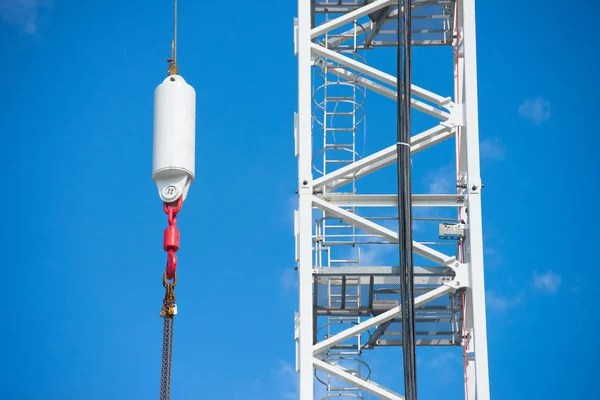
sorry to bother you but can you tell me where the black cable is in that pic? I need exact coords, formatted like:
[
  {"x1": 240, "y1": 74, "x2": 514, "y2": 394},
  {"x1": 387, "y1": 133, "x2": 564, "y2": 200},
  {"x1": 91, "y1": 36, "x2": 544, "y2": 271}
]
[{"x1": 396, "y1": 1, "x2": 418, "y2": 399}]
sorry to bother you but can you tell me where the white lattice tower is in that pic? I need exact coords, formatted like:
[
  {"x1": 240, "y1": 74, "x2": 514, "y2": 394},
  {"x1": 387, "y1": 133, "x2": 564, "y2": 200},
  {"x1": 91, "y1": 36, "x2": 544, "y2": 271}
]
[{"x1": 293, "y1": 1, "x2": 490, "y2": 399}]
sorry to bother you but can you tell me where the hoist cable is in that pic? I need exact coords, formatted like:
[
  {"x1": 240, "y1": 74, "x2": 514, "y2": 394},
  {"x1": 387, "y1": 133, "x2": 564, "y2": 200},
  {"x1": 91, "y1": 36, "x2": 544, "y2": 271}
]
[
  {"x1": 167, "y1": 0, "x2": 179, "y2": 76},
  {"x1": 172, "y1": 0, "x2": 177, "y2": 63},
  {"x1": 396, "y1": 0, "x2": 418, "y2": 399}
]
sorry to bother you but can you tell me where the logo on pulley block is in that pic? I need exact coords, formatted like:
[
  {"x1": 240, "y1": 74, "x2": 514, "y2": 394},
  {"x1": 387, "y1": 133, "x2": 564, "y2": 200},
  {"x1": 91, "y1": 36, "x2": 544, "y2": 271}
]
[{"x1": 162, "y1": 185, "x2": 179, "y2": 201}]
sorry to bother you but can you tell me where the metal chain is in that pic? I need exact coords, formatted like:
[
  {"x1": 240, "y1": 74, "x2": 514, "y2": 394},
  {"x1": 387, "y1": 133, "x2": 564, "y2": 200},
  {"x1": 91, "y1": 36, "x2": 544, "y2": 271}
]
[
  {"x1": 160, "y1": 196, "x2": 181, "y2": 400},
  {"x1": 160, "y1": 273, "x2": 177, "y2": 400},
  {"x1": 163, "y1": 198, "x2": 182, "y2": 280}
]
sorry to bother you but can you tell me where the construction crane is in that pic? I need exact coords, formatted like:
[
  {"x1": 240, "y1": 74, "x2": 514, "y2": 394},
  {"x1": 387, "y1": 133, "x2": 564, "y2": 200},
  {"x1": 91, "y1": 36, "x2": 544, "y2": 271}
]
[
  {"x1": 293, "y1": 1, "x2": 490, "y2": 399},
  {"x1": 151, "y1": 1, "x2": 196, "y2": 398}
]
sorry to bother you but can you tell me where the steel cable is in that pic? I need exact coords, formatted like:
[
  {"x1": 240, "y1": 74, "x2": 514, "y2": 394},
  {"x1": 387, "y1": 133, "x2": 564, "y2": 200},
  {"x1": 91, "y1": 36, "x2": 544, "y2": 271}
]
[{"x1": 396, "y1": 0, "x2": 418, "y2": 399}]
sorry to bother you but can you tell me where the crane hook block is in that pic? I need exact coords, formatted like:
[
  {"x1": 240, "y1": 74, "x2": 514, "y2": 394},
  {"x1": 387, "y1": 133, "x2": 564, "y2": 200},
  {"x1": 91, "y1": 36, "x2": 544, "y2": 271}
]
[{"x1": 153, "y1": 74, "x2": 196, "y2": 203}]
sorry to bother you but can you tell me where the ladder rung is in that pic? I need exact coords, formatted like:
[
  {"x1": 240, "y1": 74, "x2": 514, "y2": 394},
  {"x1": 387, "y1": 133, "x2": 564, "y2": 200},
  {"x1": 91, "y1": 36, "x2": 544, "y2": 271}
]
[
  {"x1": 326, "y1": 96, "x2": 354, "y2": 101},
  {"x1": 324, "y1": 112, "x2": 355, "y2": 116},
  {"x1": 328, "y1": 349, "x2": 361, "y2": 353},
  {"x1": 327, "y1": 33, "x2": 356, "y2": 37},
  {"x1": 327, "y1": 283, "x2": 360, "y2": 288},
  {"x1": 324, "y1": 127, "x2": 355, "y2": 131}
]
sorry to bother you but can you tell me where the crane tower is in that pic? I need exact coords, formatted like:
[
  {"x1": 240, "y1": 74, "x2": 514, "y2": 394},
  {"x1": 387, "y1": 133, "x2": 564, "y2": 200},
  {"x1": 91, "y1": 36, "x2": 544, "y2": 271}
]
[{"x1": 293, "y1": 1, "x2": 490, "y2": 399}]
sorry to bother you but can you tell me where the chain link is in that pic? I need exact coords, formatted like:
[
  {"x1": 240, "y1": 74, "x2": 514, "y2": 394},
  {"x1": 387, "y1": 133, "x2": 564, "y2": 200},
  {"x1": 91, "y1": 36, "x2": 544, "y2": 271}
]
[
  {"x1": 160, "y1": 273, "x2": 177, "y2": 400},
  {"x1": 160, "y1": 197, "x2": 182, "y2": 399},
  {"x1": 163, "y1": 198, "x2": 182, "y2": 280}
]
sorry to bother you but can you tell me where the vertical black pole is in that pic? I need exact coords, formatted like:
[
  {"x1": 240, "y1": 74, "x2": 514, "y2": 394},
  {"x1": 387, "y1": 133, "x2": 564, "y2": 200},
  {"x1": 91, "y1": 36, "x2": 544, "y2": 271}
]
[{"x1": 396, "y1": 0, "x2": 418, "y2": 399}]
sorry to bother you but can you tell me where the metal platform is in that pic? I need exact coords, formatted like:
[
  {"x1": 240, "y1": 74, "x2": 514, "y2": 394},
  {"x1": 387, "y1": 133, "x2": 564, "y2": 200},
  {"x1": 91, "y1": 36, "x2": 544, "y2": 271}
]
[
  {"x1": 314, "y1": 266, "x2": 463, "y2": 347},
  {"x1": 312, "y1": 0, "x2": 456, "y2": 47}
]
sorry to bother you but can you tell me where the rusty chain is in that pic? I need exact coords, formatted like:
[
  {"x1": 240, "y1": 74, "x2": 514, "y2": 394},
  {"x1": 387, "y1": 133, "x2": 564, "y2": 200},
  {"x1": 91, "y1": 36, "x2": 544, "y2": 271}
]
[{"x1": 160, "y1": 272, "x2": 177, "y2": 400}]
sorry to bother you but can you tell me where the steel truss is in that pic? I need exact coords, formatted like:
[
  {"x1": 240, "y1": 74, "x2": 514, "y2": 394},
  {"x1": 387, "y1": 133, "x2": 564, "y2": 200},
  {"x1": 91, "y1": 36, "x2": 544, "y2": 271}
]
[{"x1": 294, "y1": 0, "x2": 490, "y2": 399}]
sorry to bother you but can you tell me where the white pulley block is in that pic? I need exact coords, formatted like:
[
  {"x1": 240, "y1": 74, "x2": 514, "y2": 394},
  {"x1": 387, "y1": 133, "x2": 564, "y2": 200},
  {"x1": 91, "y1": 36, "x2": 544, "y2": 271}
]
[{"x1": 153, "y1": 74, "x2": 196, "y2": 202}]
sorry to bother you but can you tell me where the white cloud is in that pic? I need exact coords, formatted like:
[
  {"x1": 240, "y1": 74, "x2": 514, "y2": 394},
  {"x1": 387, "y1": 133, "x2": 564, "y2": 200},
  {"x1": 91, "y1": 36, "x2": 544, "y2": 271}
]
[
  {"x1": 518, "y1": 96, "x2": 551, "y2": 125},
  {"x1": 486, "y1": 290, "x2": 522, "y2": 311},
  {"x1": 533, "y1": 270, "x2": 561, "y2": 294},
  {"x1": 333, "y1": 238, "x2": 396, "y2": 267},
  {"x1": 358, "y1": 245, "x2": 395, "y2": 266},
  {"x1": 428, "y1": 174, "x2": 453, "y2": 194},
  {"x1": 426, "y1": 164, "x2": 456, "y2": 194},
  {"x1": 0, "y1": 0, "x2": 51, "y2": 34},
  {"x1": 480, "y1": 137, "x2": 507, "y2": 161}
]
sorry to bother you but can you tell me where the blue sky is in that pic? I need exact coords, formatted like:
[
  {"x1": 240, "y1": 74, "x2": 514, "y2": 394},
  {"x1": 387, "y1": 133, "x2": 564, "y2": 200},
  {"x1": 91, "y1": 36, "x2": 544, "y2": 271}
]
[{"x1": 1, "y1": 1, "x2": 598, "y2": 399}]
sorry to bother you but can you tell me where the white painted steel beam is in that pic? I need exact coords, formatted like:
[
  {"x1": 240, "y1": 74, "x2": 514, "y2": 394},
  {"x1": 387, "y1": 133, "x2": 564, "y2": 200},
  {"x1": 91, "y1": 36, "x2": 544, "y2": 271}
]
[
  {"x1": 313, "y1": 124, "x2": 454, "y2": 190},
  {"x1": 296, "y1": 1, "x2": 313, "y2": 398},
  {"x1": 462, "y1": 0, "x2": 491, "y2": 398},
  {"x1": 325, "y1": 22, "x2": 373, "y2": 47},
  {"x1": 411, "y1": 124, "x2": 455, "y2": 152},
  {"x1": 327, "y1": 67, "x2": 451, "y2": 120},
  {"x1": 314, "y1": 358, "x2": 405, "y2": 400},
  {"x1": 312, "y1": 196, "x2": 456, "y2": 266},
  {"x1": 326, "y1": 124, "x2": 454, "y2": 188},
  {"x1": 313, "y1": 196, "x2": 397, "y2": 239},
  {"x1": 312, "y1": 144, "x2": 396, "y2": 190},
  {"x1": 363, "y1": 6, "x2": 393, "y2": 47},
  {"x1": 313, "y1": 284, "x2": 453, "y2": 355},
  {"x1": 310, "y1": 0, "x2": 395, "y2": 39},
  {"x1": 313, "y1": 275, "x2": 447, "y2": 286},
  {"x1": 319, "y1": 194, "x2": 465, "y2": 207},
  {"x1": 311, "y1": 43, "x2": 450, "y2": 105},
  {"x1": 315, "y1": 266, "x2": 451, "y2": 276},
  {"x1": 413, "y1": 241, "x2": 456, "y2": 266},
  {"x1": 314, "y1": 266, "x2": 453, "y2": 286}
]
